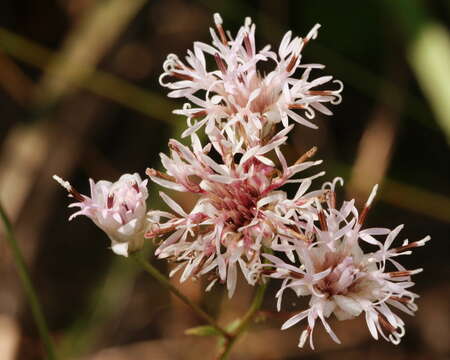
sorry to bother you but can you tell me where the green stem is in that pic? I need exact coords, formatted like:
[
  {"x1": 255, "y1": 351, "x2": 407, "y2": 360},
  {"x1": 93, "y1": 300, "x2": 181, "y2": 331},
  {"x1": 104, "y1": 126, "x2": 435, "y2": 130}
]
[
  {"x1": 219, "y1": 281, "x2": 268, "y2": 360},
  {"x1": 132, "y1": 252, "x2": 232, "y2": 340},
  {"x1": 0, "y1": 203, "x2": 57, "y2": 360}
]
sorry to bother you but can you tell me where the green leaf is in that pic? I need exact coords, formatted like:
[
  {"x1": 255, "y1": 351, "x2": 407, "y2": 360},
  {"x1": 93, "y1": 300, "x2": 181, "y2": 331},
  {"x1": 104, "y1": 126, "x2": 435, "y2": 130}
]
[
  {"x1": 225, "y1": 319, "x2": 242, "y2": 333},
  {"x1": 185, "y1": 325, "x2": 221, "y2": 337}
]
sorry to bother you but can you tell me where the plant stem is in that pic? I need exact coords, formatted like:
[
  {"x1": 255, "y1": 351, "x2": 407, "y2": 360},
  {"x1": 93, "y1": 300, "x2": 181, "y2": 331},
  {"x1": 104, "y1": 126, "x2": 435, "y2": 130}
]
[
  {"x1": 219, "y1": 281, "x2": 268, "y2": 360},
  {"x1": 132, "y1": 252, "x2": 232, "y2": 340},
  {"x1": 0, "y1": 203, "x2": 57, "y2": 360}
]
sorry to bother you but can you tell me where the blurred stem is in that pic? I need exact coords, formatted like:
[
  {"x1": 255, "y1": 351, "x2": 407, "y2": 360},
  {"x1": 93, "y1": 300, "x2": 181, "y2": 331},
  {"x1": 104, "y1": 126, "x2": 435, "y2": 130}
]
[
  {"x1": 0, "y1": 202, "x2": 57, "y2": 360},
  {"x1": 218, "y1": 281, "x2": 268, "y2": 360},
  {"x1": 35, "y1": 0, "x2": 148, "y2": 105},
  {"x1": 132, "y1": 252, "x2": 232, "y2": 340},
  {"x1": 382, "y1": 0, "x2": 450, "y2": 142},
  {"x1": 0, "y1": 27, "x2": 175, "y2": 123}
]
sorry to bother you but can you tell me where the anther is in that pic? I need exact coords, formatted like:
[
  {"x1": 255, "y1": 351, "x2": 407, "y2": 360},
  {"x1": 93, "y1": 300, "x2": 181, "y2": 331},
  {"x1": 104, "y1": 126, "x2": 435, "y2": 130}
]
[
  {"x1": 243, "y1": 33, "x2": 252, "y2": 56},
  {"x1": 146, "y1": 168, "x2": 176, "y2": 182},
  {"x1": 213, "y1": 13, "x2": 228, "y2": 45},
  {"x1": 295, "y1": 146, "x2": 317, "y2": 165},
  {"x1": 214, "y1": 53, "x2": 227, "y2": 74},
  {"x1": 170, "y1": 71, "x2": 194, "y2": 81},
  {"x1": 286, "y1": 55, "x2": 298, "y2": 73},
  {"x1": 53, "y1": 175, "x2": 85, "y2": 202},
  {"x1": 288, "y1": 103, "x2": 306, "y2": 110},
  {"x1": 107, "y1": 194, "x2": 115, "y2": 208}
]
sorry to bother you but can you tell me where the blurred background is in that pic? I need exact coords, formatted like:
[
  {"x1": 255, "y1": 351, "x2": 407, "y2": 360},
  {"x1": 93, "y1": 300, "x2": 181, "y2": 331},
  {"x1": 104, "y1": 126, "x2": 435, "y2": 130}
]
[{"x1": 0, "y1": 0, "x2": 449, "y2": 359}]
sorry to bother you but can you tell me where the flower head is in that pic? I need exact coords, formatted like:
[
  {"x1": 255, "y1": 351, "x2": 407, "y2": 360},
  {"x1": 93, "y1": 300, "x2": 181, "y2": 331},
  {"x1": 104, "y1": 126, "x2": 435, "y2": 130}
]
[
  {"x1": 265, "y1": 179, "x2": 430, "y2": 348},
  {"x1": 160, "y1": 14, "x2": 343, "y2": 147},
  {"x1": 53, "y1": 173, "x2": 149, "y2": 256},
  {"x1": 146, "y1": 133, "x2": 324, "y2": 297}
]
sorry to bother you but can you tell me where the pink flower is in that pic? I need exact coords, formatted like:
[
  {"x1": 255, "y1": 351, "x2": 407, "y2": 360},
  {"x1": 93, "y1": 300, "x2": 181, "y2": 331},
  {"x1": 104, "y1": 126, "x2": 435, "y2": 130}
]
[
  {"x1": 53, "y1": 173, "x2": 149, "y2": 257},
  {"x1": 146, "y1": 134, "x2": 323, "y2": 297},
  {"x1": 159, "y1": 14, "x2": 343, "y2": 147},
  {"x1": 265, "y1": 179, "x2": 430, "y2": 348}
]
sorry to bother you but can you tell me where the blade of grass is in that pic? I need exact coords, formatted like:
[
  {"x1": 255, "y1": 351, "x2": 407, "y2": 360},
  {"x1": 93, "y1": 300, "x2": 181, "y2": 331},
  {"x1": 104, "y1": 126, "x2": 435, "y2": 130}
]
[
  {"x1": 0, "y1": 202, "x2": 57, "y2": 360},
  {"x1": 35, "y1": 0, "x2": 148, "y2": 105},
  {"x1": 0, "y1": 27, "x2": 176, "y2": 123},
  {"x1": 383, "y1": 0, "x2": 450, "y2": 143}
]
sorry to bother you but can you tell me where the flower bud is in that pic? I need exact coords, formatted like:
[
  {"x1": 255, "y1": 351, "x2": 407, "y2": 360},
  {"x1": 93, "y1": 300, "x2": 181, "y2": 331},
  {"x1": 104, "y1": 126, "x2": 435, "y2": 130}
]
[{"x1": 54, "y1": 173, "x2": 148, "y2": 256}]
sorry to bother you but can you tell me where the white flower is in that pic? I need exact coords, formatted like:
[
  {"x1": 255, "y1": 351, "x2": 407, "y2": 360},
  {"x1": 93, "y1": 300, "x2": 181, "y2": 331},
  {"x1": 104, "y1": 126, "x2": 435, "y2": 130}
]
[
  {"x1": 265, "y1": 180, "x2": 430, "y2": 348},
  {"x1": 53, "y1": 173, "x2": 149, "y2": 257}
]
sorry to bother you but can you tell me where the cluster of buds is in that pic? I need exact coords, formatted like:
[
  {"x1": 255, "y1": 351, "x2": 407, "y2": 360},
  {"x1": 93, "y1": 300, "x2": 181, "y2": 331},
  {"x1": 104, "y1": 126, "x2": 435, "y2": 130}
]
[{"x1": 55, "y1": 14, "x2": 429, "y2": 349}]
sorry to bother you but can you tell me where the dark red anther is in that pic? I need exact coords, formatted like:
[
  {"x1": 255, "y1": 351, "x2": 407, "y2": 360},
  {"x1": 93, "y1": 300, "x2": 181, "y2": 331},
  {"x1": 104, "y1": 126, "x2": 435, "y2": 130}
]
[
  {"x1": 394, "y1": 242, "x2": 419, "y2": 253},
  {"x1": 243, "y1": 33, "x2": 252, "y2": 56},
  {"x1": 69, "y1": 188, "x2": 85, "y2": 203},
  {"x1": 388, "y1": 270, "x2": 411, "y2": 278},
  {"x1": 377, "y1": 313, "x2": 396, "y2": 334},
  {"x1": 358, "y1": 205, "x2": 370, "y2": 225},
  {"x1": 132, "y1": 182, "x2": 140, "y2": 193},
  {"x1": 191, "y1": 110, "x2": 208, "y2": 118},
  {"x1": 288, "y1": 103, "x2": 306, "y2": 110},
  {"x1": 214, "y1": 53, "x2": 227, "y2": 74},
  {"x1": 307, "y1": 90, "x2": 333, "y2": 96},
  {"x1": 286, "y1": 55, "x2": 298, "y2": 73},
  {"x1": 318, "y1": 211, "x2": 328, "y2": 231},
  {"x1": 390, "y1": 296, "x2": 412, "y2": 304},
  {"x1": 170, "y1": 71, "x2": 194, "y2": 81},
  {"x1": 107, "y1": 194, "x2": 115, "y2": 208},
  {"x1": 215, "y1": 23, "x2": 228, "y2": 45}
]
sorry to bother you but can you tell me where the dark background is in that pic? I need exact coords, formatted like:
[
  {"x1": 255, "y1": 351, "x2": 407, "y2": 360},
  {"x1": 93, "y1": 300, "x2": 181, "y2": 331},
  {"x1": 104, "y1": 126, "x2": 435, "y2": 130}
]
[{"x1": 0, "y1": 0, "x2": 449, "y2": 359}]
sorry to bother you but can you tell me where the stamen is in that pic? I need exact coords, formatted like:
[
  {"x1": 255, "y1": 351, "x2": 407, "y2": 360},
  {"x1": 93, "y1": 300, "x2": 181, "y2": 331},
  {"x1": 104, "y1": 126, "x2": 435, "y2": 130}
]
[
  {"x1": 330, "y1": 191, "x2": 336, "y2": 209},
  {"x1": 107, "y1": 194, "x2": 115, "y2": 208},
  {"x1": 387, "y1": 269, "x2": 422, "y2": 278},
  {"x1": 288, "y1": 103, "x2": 306, "y2": 110},
  {"x1": 214, "y1": 53, "x2": 227, "y2": 74},
  {"x1": 377, "y1": 313, "x2": 396, "y2": 334},
  {"x1": 295, "y1": 146, "x2": 317, "y2": 165},
  {"x1": 318, "y1": 211, "x2": 328, "y2": 231},
  {"x1": 146, "y1": 168, "x2": 176, "y2": 182},
  {"x1": 307, "y1": 90, "x2": 333, "y2": 96},
  {"x1": 213, "y1": 13, "x2": 228, "y2": 45},
  {"x1": 132, "y1": 182, "x2": 140, "y2": 193},
  {"x1": 390, "y1": 296, "x2": 413, "y2": 304},
  {"x1": 191, "y1": 110, "x2": 208, "y2": 119},
  {"x1": 289, "y1": 271, "x2": 305, "y2": 279},
  {"x1": 359, "y1": 184, "x2": 378, "y2": 225},
  {"x1": 394, "y1": 236, "x2": 430, "y2": 253},
  {"x1": 286, "y1": 55, "x2": 298, "y2": 73},
  {"x1": 314, "y1": 198, "x2": 328, "y2": 231},
  {"x1": 53, "y1": 174, "x2": 85, "y2": 202},
  {"x1": 145, "y1": 222, "x2": 180, "y2": 238},
  {"x1": 170, "y1": 71, "x2": 194, "y2": 81},
  {"x1": 243, "y1": 33, "x2": 252, "y2": 56}
]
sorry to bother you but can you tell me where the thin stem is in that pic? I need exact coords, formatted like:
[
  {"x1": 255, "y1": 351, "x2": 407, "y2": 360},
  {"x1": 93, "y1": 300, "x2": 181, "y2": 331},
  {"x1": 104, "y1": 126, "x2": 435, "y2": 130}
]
[
  {"x1": 218, "y1": 281, "x2": 268, "y2": 360},
  {"x1": 0, "y1": 203, "x2": 57, "y2": 360},
  {"x1": 132, "y1": 252, "x2": 232, "y2": 340}
]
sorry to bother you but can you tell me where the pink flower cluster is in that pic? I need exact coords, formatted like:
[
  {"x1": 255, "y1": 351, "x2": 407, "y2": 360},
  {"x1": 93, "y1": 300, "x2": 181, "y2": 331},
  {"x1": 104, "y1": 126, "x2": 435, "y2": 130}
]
[{"x1": 55, "y1": 14, "x2": 429, "y2": 349}]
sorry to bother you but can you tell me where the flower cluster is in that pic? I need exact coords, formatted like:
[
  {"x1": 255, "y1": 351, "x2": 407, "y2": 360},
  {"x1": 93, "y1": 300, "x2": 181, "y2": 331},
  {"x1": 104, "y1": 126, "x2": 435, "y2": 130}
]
[
  {"x1": 159, "y1": 13, "x2": 342, "y2": 147},
  {"x1": 265, "y1": 179, "x2": 430, "y2": 348},
  {"x1": 55, "y1": 13, "x2": 429, "y2": 349}
]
